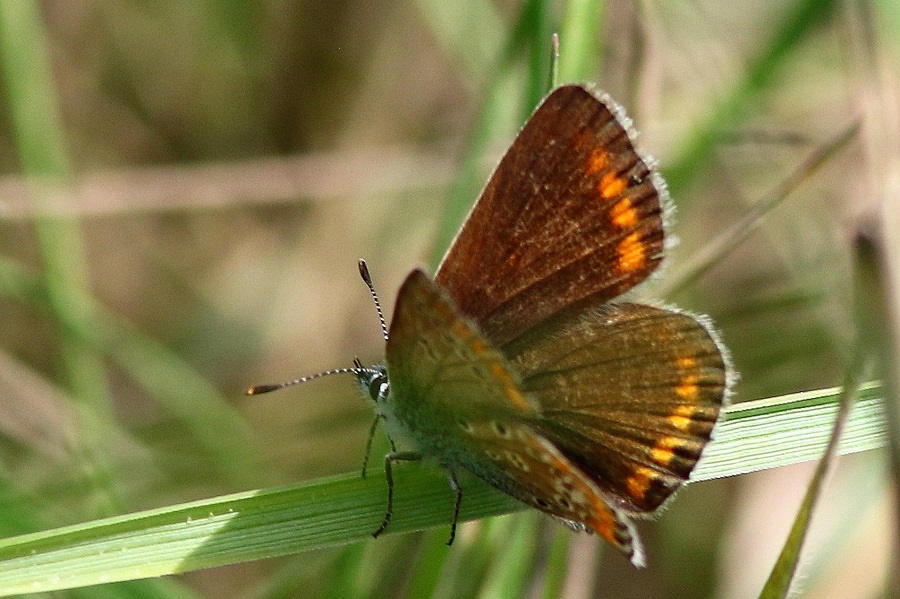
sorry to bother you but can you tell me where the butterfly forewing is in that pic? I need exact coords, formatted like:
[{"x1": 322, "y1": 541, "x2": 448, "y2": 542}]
[
  {"x1": 385, "y1": 271, "x2": 644, "y2": 565},
  {"x1": 385, "y1": 270, "x2": 540, "y2": 425},
  {"x1": 435, "y1": 85, "x2": 667, "y2": 346},
  {"x1": 504, "y1": 302, "x2": 729, "y2": 513}
]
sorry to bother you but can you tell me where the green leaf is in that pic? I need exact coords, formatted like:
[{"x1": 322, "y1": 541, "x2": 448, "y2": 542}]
[
  {"x1": 0, "y1": 383, "x2": 886, "y2": 596},
  {"x1": 692, "y1": 381, "x2": 884, "y2": 481}
]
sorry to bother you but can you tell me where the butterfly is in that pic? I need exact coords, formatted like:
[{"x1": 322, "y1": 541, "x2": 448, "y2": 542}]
[{"x1": 250, "y1": 84, "x2": 732, "y2": 567}]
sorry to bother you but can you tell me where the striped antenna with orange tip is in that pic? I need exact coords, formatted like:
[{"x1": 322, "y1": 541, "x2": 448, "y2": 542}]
[{"x1": 245, "y1": 360, "x2": 373, "y2": 396}]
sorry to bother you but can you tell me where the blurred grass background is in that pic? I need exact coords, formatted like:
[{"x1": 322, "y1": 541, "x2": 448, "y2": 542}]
[{"x1": 0, "y1": 0, "x2": 896, "y2": 597}]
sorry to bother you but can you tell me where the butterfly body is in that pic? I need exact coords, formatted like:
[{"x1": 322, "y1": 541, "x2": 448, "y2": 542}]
[{"x1": 352, "y1": 84, "x2": 731, "y2": 566}]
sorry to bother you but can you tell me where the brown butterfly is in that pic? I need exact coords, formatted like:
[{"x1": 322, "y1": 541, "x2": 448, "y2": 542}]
[{"x1": 252, "y1": 84, "x2": 733, "y2": 566}]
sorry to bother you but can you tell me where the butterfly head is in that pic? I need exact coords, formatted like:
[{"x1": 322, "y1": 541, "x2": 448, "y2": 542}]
[{"x1": 353, "y1": 361, "x2": 389, "y2": 405}]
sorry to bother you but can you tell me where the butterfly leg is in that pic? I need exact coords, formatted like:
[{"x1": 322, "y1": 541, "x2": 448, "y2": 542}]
[
  {"x1": 372, "y1": 450, "x2": 422, "y2": 539},
  {"x1": 361, "y1": 415, "x2": 381, "y2": 479},
  {"x1": 446, "y1": 468, "x2": 462, "y2": 545},
  {"x1": 361, "y1": 416, "x2": 397, "y2": 479}
]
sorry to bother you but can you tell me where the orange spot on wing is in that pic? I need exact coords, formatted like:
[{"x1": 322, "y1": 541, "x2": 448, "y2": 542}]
[
  {"x1": 677, "y1": 356, "x2": 697, "y2": 369},
  {"x1": 676, "y1": 373, "x2": 700, "y2": 400},
  {"x1": 669, "y1": 405, "x2": 697, "y2": 431},
  {"x1": 586, "y1": 148, "x2": 609, "y2": 174},
  {"x1": 625, "y1": 467, "x2": 656, "y2": 501},
  {"x1": 450, "y1": 319, "x2": 471, "y2": 340},
  {"x1": 489, "y1": 362, "x2": 504, "y2": 377},
  {"x1": 587, "y1": 502, "x2": 620, "y2": 545},
  {"x1": 610, "y1": 198, "x2": 638, "y2": 228},
  {"x1": 650, "y1": 437, "x2": 683, "y2": 467},
  {"x1": 489, "y1": 362, "x2": 530, "y2": 411},
  {"x1": 599, "y1": 172, "x2": 627, "y2": 199},
  {"x1": 650, "y1": 448, "x2": 674, "y2": 466},
  {"x1": 616, "y1": 232, "x2": 646, "y2": 273},
  {"x1": 540, "y1": 450, "x2": 633, "y2": 556}
]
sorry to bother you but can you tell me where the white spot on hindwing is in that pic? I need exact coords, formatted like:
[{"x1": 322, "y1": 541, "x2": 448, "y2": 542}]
[
  {"x1": 503, "y1": 450, "x2": 531, "y2": 472},
  {"x1": 491, "y1": 421, "x2": 511, "y2": 438},
  {"x1": 457, "y1": 419, "x2": 474, "y2": 433},
  {"x1": 485, "y1": 450, "x2": 502, "y2": 462}
]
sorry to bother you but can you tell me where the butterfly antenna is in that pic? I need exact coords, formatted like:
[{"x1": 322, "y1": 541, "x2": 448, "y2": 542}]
[
  {"x1": 245, "y1": 357, "x2": 383, "y2": 396},
  {"x1": 246, "y1": 365, "x2": 360, "y2": 395},
  {"x1": 358, "y1": 259, "x2": 389, "y2": 341}
]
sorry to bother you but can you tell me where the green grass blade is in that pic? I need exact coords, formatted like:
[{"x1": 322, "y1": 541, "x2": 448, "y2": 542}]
[
  {"x1": 522, "y1": 0, "x2": 555, "y2": 111},
  {"x1": 0, "y1": 383, "x2": 886, "y2": 596},
  {"x1": 854, "y1": 226, "x2": 900, "y2": 590},
  {"x1": 476, "y1": 513, "x2": 540, "y2": 599},
  {"x1": 757, "y1": 231, "x2": 878, "y2": 598},
  {"x1": 557, "y1": 0, "x2": 605, "y2": 84},
  {"x1": 0, "y1": 469, "x2": 520, "y2": 596},
  {"x1": 0, "y1": 0, "x2": 120, "y2": 516},
  {"x1": 692, "y1": 382, "x2": 884, "y2": 481},
  {"x1": 402, "y1": 532, "x2": 452, "y2": 598},
  {"x1": 540, "y1": 526, "x2": 571, "y2": 599}
]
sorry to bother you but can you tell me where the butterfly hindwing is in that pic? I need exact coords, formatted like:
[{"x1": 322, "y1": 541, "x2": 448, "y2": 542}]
[
  {"x1": 384, "y1": 270, "x2": 645, "y2": 565},
  {"x1": 504, "y1": 302, "x2": 730, "y2": 514},
  {"x1": 435, "y1": 85, "x2": 667, "y2": 346}
]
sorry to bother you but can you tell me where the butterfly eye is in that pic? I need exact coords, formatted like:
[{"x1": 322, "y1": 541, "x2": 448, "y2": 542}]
[
  {"x1": 368, "y1": 375, "x2": 389, "y2": 403},
  {"x1": 356, "y1": 366, "x2": 389, "y2": 403}
]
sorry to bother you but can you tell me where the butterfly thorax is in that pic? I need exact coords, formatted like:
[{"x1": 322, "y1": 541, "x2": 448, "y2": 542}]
[{"x1": 355, "y1": 363, "x2": 423, "y2": 451}]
